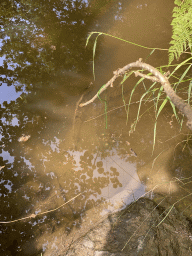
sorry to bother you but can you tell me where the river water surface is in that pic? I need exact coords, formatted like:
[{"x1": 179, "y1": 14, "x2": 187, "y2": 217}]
[{"x1": 1, "y1": 1, "x2": 192, "y2": 255}]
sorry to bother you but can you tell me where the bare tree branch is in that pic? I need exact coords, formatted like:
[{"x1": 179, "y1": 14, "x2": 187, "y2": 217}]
[
  {"x1": 134, "y1": 71, "x2": 160, "y2": 82},
  {"x1": 79, "y1": 59, "x2": 192, "y2": 130}
]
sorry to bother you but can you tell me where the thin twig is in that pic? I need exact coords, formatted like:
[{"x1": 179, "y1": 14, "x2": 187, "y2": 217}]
[
  {"x1": 0, "y1": 193, "x2": 82, "y2": 224},
  {"x1": 134, "y1": 71, "x2": 160, "y2": 82}
]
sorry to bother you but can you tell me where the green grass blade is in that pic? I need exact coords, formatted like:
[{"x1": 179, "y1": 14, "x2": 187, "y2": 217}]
[
  {"x1": 169, "y1": 100, "x2": 180, "y2": 124},
  {"x1": 126, "y1": 76, "x2": 145, "y2": 125},
  {"x1": 156, "y1": 98, "x2": 168, "y2": 119},
  {"x1": 86, "y1": 31, "x2": 168, "y2": 51},
  {"x1": 188, "y1": 80, "x2": 192, "y2": 104},
  {"x1": 136, "y1": 82, "x2": 157, "y2": 122},
  {"x1": 121, "y1": 72, "x2": 133, "y2": 121},
  {"x1": 155, "y1": 86, "x2": 164, "y2": 113},
  {"x1": 97, "y1": 83, "x2": 106, "y2": 101},
  {"x1": 92, "y1": 33, "x2": 102, "y2": 80},
  {"x1": 145, "y1": 49, "x2": 156, "y2": 62},
  {"x1": 85, "y1": 32, "x2": 95, "y2": 47},
  {"x1": 153, "y1": 98, "x2": 168, "y2": 152},
  {"x1": 177, "y1": 64, "x2": 191, "y2": 85},
  {"x1": 168, "y1": 57, "x2": 192, "y2": 77}
]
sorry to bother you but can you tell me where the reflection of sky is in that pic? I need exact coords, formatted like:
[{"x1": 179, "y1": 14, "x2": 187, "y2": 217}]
[
  {"x1": 67, "y1": 148, "x2": 144, "y2": 205},
  {"x1": 0, "y1": 83, "x2": 22, "y2": 104},
  {"x1": 0, "y1": 150, "x2": 15, "y2": 164},
  {"x1": 21, "y1": 156, "x2": 35, "y2": 171},
  {"x1": 1, "y1": 116, "x2": 19, "y2": 127},
  {"x1": 0, "y1": 42, "x2": 23, "y2": 105},
  {"x1": 36, "y1": 136, "x2": 143, "y2": 205},
  {"x1": 0, "y1": 150, "x2": 14, "y2": 195},
  {"x1": 0, "y1": 179, "x2": 13, "y2": 194}
]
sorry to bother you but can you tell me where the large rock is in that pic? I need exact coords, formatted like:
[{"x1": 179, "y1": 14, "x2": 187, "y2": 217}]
[{"x1": 64, "y1": 198, "x2": 192, "y2": 256}]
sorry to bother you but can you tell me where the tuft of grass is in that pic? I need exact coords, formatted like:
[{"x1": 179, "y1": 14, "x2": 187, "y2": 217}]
[{"x1": 86, "y1": 31, "x2": 192, "y2": 151}]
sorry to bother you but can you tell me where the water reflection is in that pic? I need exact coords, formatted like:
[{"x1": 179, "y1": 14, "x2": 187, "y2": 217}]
[
  {"x1": 1, "y1": 0, "x2": 192, "y2": 255},
  {"x1": 0, "y1": 84, "x2": 22, "y2": 104},
  {"x1": 0, "y1": 83, "x2": 145, "y2": 254}
]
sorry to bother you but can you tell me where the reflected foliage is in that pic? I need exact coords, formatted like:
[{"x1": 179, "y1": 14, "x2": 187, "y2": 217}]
[
  {"x1": 0, "y1": 1, "x2": 127, "y2": 255},
  {"x1": 0, "y1": 0, "x2": 95, "y2": 92}
]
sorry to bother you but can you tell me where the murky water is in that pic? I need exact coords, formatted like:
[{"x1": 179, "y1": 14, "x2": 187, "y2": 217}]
[{"x1": 1, "y1": 0, "x2": 192, "y2": 255}]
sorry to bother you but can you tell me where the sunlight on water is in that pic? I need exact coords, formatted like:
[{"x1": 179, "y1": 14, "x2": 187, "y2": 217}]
[{"x1": 1, "y1": 0, "x2": 191, "y2": 255}]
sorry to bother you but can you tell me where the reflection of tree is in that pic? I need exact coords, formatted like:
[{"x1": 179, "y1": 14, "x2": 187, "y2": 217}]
[
  {"x1": 0, "y1": 88, "x2": 156, "y2": 255},
  {"x1": 0, "y1": 0, "x2": 96, "y2": 92},
  {"x1": 0, "y1": 0, "x2": 135, "y2": 254},
  {"x1": 0, "y1": 97, "x2": 125, "y2": 255}
]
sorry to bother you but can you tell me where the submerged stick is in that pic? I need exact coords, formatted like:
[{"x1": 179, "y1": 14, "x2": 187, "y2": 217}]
[{"x1": 79, "y1": 59, "x2": 192, "y2": 131}]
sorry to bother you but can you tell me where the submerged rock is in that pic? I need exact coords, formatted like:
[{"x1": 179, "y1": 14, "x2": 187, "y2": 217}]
[{"x1": 59, "y1": 198, "x2": 192, "y2": 256}]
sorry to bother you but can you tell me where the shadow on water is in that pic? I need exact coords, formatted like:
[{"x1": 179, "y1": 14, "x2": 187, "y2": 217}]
[{"x1": 1, "y1": 0, "x2": 192, "y2": 255}]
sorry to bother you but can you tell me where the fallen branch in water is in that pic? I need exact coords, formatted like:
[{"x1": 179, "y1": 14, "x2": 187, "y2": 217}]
[
  {"x1": 0, "y1": 193, "x2": 82, "y2": 224},
  {"x1": 79, "y1": 59, "x2": 192, "y2": 131}
]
